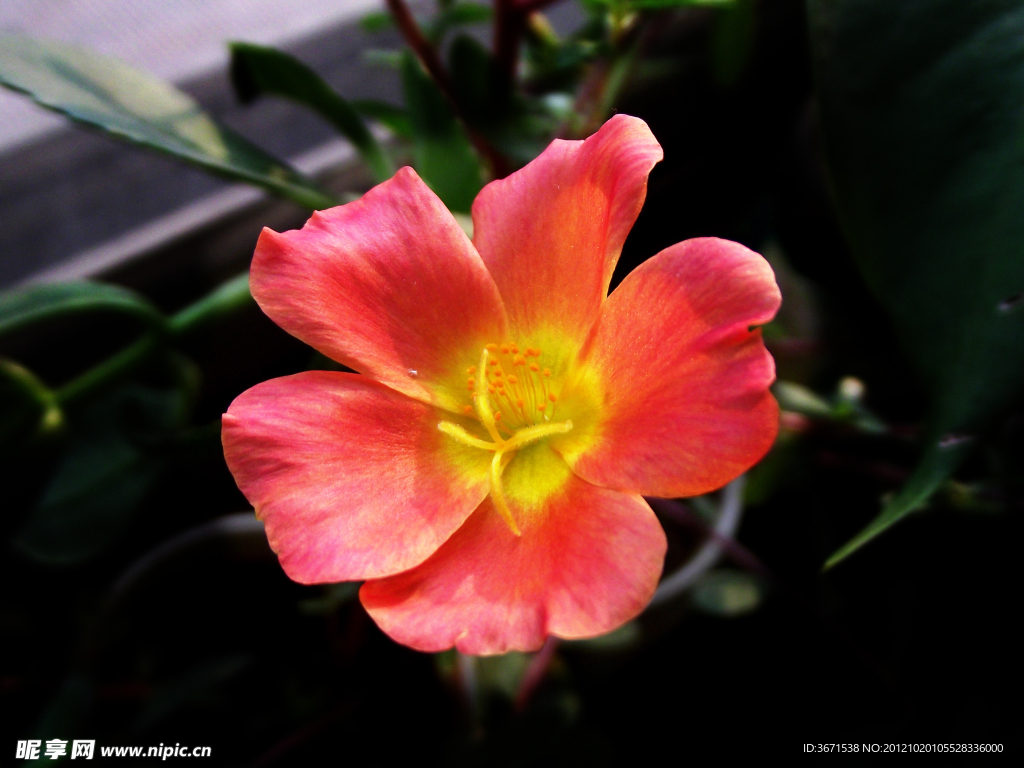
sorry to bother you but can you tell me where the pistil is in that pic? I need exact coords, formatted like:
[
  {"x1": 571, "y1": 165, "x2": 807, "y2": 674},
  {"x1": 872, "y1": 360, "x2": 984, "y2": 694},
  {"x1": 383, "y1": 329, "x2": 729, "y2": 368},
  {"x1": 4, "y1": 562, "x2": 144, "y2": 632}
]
[{"x1": 438, "y1": 346, "x2": 573, "y2": 536}]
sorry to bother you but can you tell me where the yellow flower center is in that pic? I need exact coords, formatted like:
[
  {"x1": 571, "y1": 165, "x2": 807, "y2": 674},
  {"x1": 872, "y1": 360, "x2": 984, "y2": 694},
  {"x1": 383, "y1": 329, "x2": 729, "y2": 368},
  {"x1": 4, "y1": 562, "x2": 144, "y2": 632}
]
[{"x1": 438, "y1": 343, "x2": 574, "y2": 536}]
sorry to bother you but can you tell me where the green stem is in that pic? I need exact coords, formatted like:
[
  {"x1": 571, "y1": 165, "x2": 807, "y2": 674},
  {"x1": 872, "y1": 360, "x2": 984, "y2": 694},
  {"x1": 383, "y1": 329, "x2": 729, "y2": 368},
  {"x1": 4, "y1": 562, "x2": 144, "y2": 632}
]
[
  {"x1": 56, "y1": 272, "x2": 254, "y2": 407},
  {"x1": 167, "y1": 272, "x2": 253, "y2": 338}
]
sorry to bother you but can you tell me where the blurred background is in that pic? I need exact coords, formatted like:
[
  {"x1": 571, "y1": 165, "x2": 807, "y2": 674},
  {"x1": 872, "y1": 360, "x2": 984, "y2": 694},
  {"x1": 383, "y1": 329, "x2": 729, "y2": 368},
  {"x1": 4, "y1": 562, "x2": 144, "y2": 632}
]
[{"x1": 1, "y1": 0, "x2": 1019, "y2": 762}]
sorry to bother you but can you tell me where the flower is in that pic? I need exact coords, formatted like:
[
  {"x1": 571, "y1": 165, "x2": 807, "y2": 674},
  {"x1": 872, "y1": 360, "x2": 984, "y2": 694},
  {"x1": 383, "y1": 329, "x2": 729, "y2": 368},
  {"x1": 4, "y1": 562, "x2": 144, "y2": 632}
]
[{"x1": 222, "y1": 115, "x2": 781, "y2": 655}]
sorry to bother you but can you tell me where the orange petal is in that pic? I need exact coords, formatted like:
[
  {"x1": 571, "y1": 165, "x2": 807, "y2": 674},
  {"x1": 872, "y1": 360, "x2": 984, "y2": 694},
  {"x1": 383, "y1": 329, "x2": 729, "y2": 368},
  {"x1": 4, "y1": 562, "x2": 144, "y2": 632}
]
[
  {"x1": 559, "y1": 237, "x2": 781, "y2": 497},
  {"x1": 360, "y1": 446, "x2": 666, "y2": 655},
  {"x1": 251, "y1": 167, "x2": 508, "y2": 413},
  {"x1": 471, "y1": 115, "x2": 662, "y2": 355},
  {"x1": 222, "y1": 371, "x2": 491, "y2": 583}
]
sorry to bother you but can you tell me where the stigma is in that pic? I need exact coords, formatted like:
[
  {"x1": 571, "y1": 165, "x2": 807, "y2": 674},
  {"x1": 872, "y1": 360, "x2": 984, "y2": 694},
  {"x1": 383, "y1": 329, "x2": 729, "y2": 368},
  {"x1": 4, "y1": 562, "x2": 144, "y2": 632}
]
[{"x1": 438, "y1": 343, "x2": 573, "y2": 537}]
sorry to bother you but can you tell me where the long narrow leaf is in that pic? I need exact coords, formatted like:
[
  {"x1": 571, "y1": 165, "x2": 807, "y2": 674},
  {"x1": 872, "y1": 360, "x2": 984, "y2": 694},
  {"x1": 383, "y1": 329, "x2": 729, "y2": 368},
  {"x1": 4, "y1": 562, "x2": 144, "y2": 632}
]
[
  {"x1": 229, "y1": 42, "x2": 393, "y2": 183},
  {"x1": 0, "y1": 35, "x2": 335, "y2": 210}
]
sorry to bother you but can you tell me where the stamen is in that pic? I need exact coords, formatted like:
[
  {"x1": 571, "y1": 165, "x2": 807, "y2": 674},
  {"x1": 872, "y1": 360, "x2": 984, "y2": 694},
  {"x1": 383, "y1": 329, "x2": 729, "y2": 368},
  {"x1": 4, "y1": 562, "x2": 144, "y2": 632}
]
[
  {"x1": 490, "y1": 451, "x2": 521, "y2": 536},
  {"x1": 437, "y1": 421, "x2": 498, "y2": 451}
]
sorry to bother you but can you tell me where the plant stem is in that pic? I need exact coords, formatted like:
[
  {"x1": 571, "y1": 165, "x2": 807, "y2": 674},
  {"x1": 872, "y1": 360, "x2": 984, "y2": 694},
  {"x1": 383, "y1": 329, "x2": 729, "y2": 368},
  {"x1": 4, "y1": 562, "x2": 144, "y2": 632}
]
[
  {"x1": 55, "y1": 272, "x2": 254, "y2": 407},
  {"x1": 386, "y1": 0, "x2": 512, "y2": 177}
]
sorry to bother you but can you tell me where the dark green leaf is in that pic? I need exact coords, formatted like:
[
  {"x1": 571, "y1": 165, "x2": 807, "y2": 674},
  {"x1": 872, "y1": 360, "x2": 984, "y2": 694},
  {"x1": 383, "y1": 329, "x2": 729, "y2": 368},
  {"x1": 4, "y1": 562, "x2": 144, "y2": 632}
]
[
  {"x1": 710, "y1": 0, "x2": 755, "y2": 87},
  {"x1": 14, "y1": 380, "x2": 189, "y2": 565},
  {"x1": 0, "y1": 281, "x2": 165, "y2": 339},
  {"x1": 449, "y1": 35, "x2": 552, "y2": 166},
  {"x1": 229, "y1": 42, "x2": 392, "y2": 182},
  {"x1": 401, "y1": 52, "x2": 482, "y2": 212},
  {"x1": 0, "y1": 34, "x2": 335, "y2": 210},
  {"x1": 134, "y1": 655, "x2": 251, "y2": 733},
  {"x1": 351, "y1": 99, "x2": 413, "y2": 139},
  {"x1": 809, "y1": 0, "x2": 1024, "y2": 564}
]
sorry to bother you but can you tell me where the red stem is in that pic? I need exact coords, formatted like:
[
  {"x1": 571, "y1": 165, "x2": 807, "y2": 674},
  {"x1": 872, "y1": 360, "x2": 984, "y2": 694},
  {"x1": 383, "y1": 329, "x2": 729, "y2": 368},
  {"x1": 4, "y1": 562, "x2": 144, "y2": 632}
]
[
  {"x1": 386, "y1": 0, "x2": 512, "y2": 178},
  {"x1": 514, "y1": 636, "x2": 560, "y2": 711}
]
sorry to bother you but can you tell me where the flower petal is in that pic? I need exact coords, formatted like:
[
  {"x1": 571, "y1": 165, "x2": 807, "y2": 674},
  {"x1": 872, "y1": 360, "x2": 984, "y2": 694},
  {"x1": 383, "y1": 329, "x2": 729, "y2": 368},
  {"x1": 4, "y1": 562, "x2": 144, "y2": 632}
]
[
  {"x1": 360, "y1": 446, "x2": 666, "y2": 655},
  {"x1": 471, "y1": 114, "x2": 663, "y2": 354},
  {"x1": 557, "y1": 237, "x2": 781, "y2": 498},
  {"x1": 222, "y1": 371, "x2": 492, "y2": 583},
  {"x1": 251, "y1": 167, "x2": 508, "y2": 413}
]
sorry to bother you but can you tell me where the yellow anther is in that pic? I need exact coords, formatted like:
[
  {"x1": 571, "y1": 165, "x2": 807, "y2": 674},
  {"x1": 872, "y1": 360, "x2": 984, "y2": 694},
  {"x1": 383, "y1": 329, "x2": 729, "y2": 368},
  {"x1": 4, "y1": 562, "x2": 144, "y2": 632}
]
[
  {"x1": 494, "y1": 411, "x2": 502, "y2": 421},
  {"x1": 486, "y1": 343, "x2": 498, "y2": 351},
  {"x1": 543, "y1": 368, "x2": 551, "y2": 377},
  {"x1": 488, "y1": 385, "x2": 496, "y2": 394},
  {"x1": 500, "y1": 344, "x2": 510, "y2": 354},
  {"x1": 507, "y1": 375, "x2": 518, "y2": 384},
  {"x1": 466, "y1": 366, "x2": 477, "y2": 375},
  {"x1": 529, "y1": 363, "x2": 540, "y2": 372},
  {"x1": 463, "y1": 405, "x2": 474, "y2": 415},
  {"x1": 533, "y1": 348, "x2": 543, "y2": 357},
  {"x1": 510, "y1": 344, "x2": 519, "y2": 354},
  {"x1": 514, "y1": 354, "x2": 525, "y2": 365},
  {"x1": 538, "y1": 404, "x2": 546, "y2": 412},
  {"x1": 493, "y1": 370, "x2": 502, "y2": 378},
  {"x1": 549, "y1": 393, "x2": 558, "y2": 403},
  {"x1": 489, "y1": 359, "x2": 499, "y2": 366}
]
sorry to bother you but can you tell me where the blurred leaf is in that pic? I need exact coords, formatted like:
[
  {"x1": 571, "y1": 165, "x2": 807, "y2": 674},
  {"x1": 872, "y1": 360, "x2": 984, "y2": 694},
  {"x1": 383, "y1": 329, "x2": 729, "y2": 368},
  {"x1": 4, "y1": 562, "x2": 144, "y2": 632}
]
[
  {"x1": 565, "y1": 621, "x2": 641, "y2": 651},
  {"x1": 34, "y1": 674, "x2": 94, "y2": 740},
  {"x1": 0, "y1": 34, "x2": 335, "y2": 210},
  {"x1": 363, "y1": 49, "x2": 404, "y2": 70},
  {"x1": 401, "y1": 52, "x2": 482, "y2": 212},
  {"x1": 297, "y1": 582, "x2": 360, "y2": 616},
  {"x1": 710, "y1": 0, "x2": 755, "y2": 87},
  {"x1": 0, "y1": 282, "x2": 165, "y2": 340},
  {"x1": 352, "y1": 99, "x2": 413, "y2": 139},
  {"x1": 691, "y1": 569, "x2": 763, "y2": 617},
  {"x1": 431, "y1": 2, "x2": 493, "y2": 40},
  {"x1": 583, "y1": 0, "x2": 734, "y2": 8},
  {"x1": 478, "y1": 652, "x2": 531, "y2": 700},
  {"x1": 134, "y1": 654, "x2": 251, "y2": 733},
  {"x1": 809, "y1": 0, "x2": 1024, "y2": 563},
  {"x1": 229, "y1": 43, "x2": 392, "y2": 183},
  {"x1": 449, "y1": 35, "x2": 552, "y2": 166},
  {"x1": 361, "y1": 11, "x2": 395, "y2": 33},
  {"x1": 14, "y1": 380, "x2": 190, "y2": 565}
]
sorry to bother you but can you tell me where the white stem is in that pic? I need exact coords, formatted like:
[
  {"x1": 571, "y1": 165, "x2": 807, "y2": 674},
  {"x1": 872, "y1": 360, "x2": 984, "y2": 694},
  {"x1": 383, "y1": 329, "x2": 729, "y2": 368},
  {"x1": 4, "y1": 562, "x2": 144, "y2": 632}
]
[{"x1": 649, "y1": 475, "x2": 746, "y2": 607}]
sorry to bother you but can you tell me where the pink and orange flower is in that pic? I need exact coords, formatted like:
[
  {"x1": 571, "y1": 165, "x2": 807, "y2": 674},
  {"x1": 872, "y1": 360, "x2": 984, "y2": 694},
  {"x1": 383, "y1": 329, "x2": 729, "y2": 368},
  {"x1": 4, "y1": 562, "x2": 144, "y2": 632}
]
[{"x1": 222, "y1": 115, "x2": 780, "y2": 655}]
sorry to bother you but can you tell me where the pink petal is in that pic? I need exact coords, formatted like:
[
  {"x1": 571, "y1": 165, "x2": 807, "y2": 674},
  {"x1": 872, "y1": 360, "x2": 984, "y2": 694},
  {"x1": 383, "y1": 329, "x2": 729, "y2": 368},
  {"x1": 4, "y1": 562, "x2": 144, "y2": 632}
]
[
  {"x1": 222, "y1": 371, "x2": 492, "y2": 583},
  {"x1": 251, "y1": 167, "x2": 508, "y2": 413},
  {"x1": 360, "y1": 446, "x2": 666, "y2": 655},
  {"x1": 559, "y1": 237, "x2": 781, "y2": 498},
  {"x1": 471, "y1": 115, "x2": 663, "y2": 352}
]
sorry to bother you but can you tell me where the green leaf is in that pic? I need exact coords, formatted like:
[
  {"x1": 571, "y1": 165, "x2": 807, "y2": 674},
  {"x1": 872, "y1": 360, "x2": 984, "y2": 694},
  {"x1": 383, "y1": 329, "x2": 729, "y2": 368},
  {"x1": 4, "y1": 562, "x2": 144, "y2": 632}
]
[
  {"x1": 360, "y1": 11, "x2": 395, "y2": 33},
  {"x1": 14, "y1": 380, "x2": 189, "y2": 565},
  {"x1": 582, "y1": 0, "x2": 734, "y2": 8},
  {"x1": 134, "y1": 654, "x2": 251, "y2": 733},
  {"x1": 710, "y1": 0, "x2": 756, "y2": 87},
  {"x1": 431, "y1": 2, "x2": 493, "y2": 39},
  {"x1": 400, "y1": 52, "x2": 482, "y2": 212},
  {"x1": 0, "y1": 34, "x2": 335, "y2": 210},
  {"x1": 691, "y1": 569, "x2": 763, "y2": 617},
  {"x1": 352, "y1": 99, "x2": 413, "y2": 139},
  {"x1": 229, "y1": 42, "x2": 392, "y2": 183},
  {"x1": 809, "y1": 0, "x2": 1024, "y2": 564},
  {"x1": 448, "y1": 35, "x2": 552, "y2": 166},
  {"x1": 824, "y1": 437, "x2": 975, "y2": 570},
  {"x1": 0, "y1": 281, "x2": 165, "y2": 339}
]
